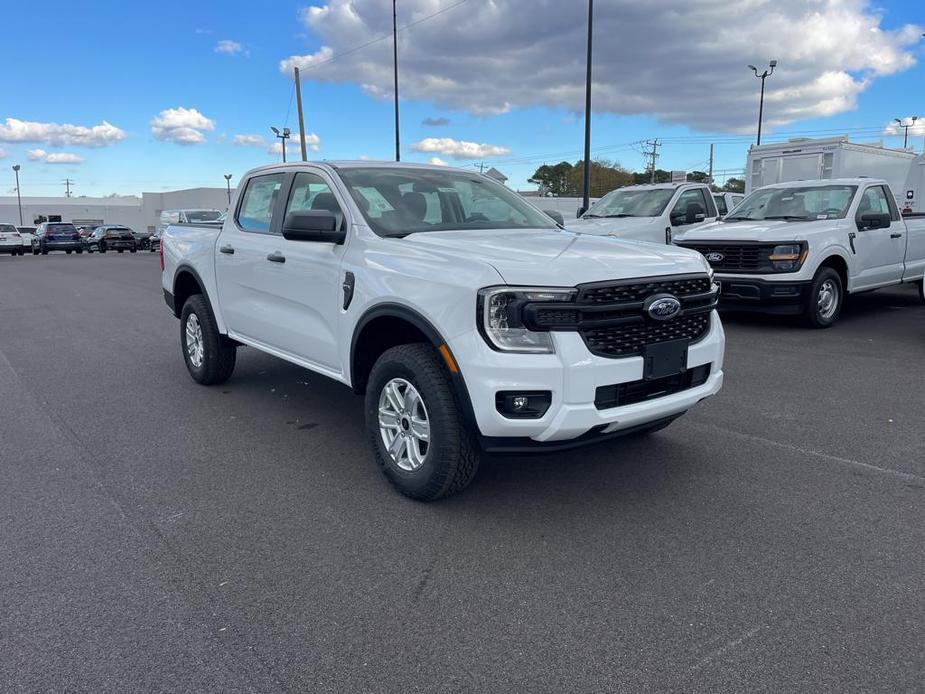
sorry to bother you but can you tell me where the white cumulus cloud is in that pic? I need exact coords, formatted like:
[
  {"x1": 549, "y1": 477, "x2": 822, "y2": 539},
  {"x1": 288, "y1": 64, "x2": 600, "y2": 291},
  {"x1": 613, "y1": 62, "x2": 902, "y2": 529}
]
[
  {"x1": 151, "y1": 107, "x2": 215, "y2": 145},
  {"x1": 0, "y1": 118, "x2": 125, "y2": 147},
  {"x1": 215, "y1": 40, "x2": 245, "y2": 55},
  {"x1": 26, "y1": 149, "x2": 83, "y2": 164},
  {"x1": 279, "y1": 0, "x2": 923, "y2": 132},
  {"x1": 412, "y1": 138, "x2": 510, "y2": 160},
  {"x1": 268, "y1": 132, "x2": 321, "y2": 156},
  {"x1": 234, "y1": 134, "x2": 266, "y2": 147},
  {"x1": 429, "y1": 156, "x2": 449, "y2": 166},
  {"x1": 45, "y1": 152, "x2": 83, "y2": 164}
]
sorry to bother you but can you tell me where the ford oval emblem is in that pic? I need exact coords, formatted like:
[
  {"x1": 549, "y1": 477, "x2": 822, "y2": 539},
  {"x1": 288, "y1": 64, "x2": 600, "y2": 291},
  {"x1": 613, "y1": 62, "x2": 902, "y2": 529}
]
[
  {"x1": 645, "y1": 295, "x2": 682, "y2": 321},
  {"x1": 705, "y1": 252, "x2": 725, "y2": 263}
]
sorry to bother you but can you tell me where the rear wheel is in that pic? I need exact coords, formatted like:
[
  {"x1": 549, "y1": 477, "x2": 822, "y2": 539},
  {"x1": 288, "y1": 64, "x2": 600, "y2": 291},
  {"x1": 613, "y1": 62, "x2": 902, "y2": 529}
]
[
  {"x1": 802, "y1": 267, "x2": 843, "y2": 328},
  {"x1": 65, "y1": 250, "x2": 72, "y2": 255},
  {"x1": 365, "y1": 343, "x2": 480, "y2": 501},
  {"x1": 76, "y1": 248, "x2": 82, "y2": 254},
  {"x1": 180, "y1": 294, "x2": 237, "y2": 385},
  {"x1": 130, "y1": 247, "x2": 136, "y2": 253}
]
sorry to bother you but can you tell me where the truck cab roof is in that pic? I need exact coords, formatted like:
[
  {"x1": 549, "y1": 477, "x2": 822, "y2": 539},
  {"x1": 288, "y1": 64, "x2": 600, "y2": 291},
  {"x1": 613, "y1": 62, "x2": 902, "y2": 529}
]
[{"x1": 756, "y1": 177, "x2": 889, "y2": 189}]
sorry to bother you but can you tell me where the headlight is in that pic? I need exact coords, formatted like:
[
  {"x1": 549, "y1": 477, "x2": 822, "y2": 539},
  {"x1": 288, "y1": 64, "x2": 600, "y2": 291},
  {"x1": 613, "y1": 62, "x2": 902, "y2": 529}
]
[
  {"x1": 477, "y1": 286, "x2": 577, "y2": 353},
  {"x1": 769, "y1": 243, "x2": 807, "y2": 272}
]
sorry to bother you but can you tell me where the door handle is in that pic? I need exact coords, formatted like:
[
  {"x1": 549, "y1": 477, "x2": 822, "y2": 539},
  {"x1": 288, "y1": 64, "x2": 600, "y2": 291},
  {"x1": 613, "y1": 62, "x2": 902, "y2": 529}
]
[
  {"x1": 890, "y1": 233, "x2": 903, "y2": 239},
  {"x1": 219, "y1": 245, "x2": 235, "y2": 254},
  {"x1": 266, "y1": 252, "x2": 286, "y2": 263}
]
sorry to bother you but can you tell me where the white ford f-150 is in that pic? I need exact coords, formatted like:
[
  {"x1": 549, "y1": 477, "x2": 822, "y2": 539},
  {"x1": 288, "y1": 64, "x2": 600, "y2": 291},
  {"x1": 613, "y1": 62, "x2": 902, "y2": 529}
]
[
  {"x1": 161, "y1": 162, "x2": 725, "y2": 500},
  {"x1": 673, "y1": 178, "x2": 925, "y2": 327},
  {"x1": 567, "y1": 182, "x2": 719, "y2": 245}
]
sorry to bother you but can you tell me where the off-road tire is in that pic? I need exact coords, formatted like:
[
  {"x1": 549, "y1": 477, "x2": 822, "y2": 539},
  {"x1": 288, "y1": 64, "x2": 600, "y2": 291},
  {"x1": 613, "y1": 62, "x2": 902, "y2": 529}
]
[
  {"x1": 180, "y1": 294, "x2": 236, "y2": 385},
  {"x1": 365, "y1": 343, "x2": 480, "y2": 501}
]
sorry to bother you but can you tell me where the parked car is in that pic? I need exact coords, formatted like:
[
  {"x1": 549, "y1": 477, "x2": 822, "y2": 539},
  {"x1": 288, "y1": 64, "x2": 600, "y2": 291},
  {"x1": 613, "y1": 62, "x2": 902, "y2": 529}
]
[
  {"x1": 674, "y1": 178, "x2": 925, "y2": 327},
  {"x1": 566, "y1": 182, "x2": 719, "y2": 244},
  {"x1": 162, "y1": 162, "x2": 725, "y2": 500},
  {"x1": 34, "y1": 222, "x2": 83, "y2": 254},
  {"x1": 0, "y1": 223, "x2": 24, "y2": 255},
  {"x1": 713, "y1": 192, "x2": 744, "y2": 218},
  {"x1": 86, "y1": 225, "x2": 137, "y2": 253},
  {"x1": 16, "y1": 226, "x2": 36, "y2": 251},
  {"x1": 132, "y1": 227, "x2": 153, "y2": 250},
  {"x1": 148, "y1": 227, "x2": 162, "y2": 252}
]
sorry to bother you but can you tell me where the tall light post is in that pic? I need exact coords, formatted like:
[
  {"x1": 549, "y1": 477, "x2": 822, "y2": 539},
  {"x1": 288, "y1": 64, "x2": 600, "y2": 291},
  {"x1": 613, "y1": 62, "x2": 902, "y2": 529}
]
[
  {"x1": 271, "y1": 126, "x2": 291, "y2": 163},
  {"x1": 392, "y1": 0, "x2": 400, "y2": 162},
  {"x1": 224, "y1": 174, "x2": 233, "y2": 205},
  {"x1": 12, "y1": 164, "x2": 23, "y2": 225},
  {"x1": 748, "y1": 59, "x2": 777, "y2": 146},
  {"x1": 893, "y1": 116, "x2": 919, "y2": 149},
  {"x1": 580, "y1": 0, "x2": 594, "y2": 216}
]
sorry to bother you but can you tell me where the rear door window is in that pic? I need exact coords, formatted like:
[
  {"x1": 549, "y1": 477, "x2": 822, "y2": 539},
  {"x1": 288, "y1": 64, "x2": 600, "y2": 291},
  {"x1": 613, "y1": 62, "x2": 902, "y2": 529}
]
[{"x1": 236, "y1": 174, "x2": 285, "y2": 233}]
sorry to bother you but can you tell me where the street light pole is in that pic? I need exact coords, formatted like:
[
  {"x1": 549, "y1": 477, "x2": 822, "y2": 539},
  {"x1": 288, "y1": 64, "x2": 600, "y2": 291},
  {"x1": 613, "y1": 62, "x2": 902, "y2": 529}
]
[
  {"x1": 581, "y1": 0, "x2": 594, "y2": 216},
  {"x1": 893, "y1": 116, "x2": 919, "y2": 149},
  {"x1": 12, "y1": 165, "x2": 23, "y2": 225},
  {"x1": 224, "y1": 174, "x2": 233, "y2": 205},
  {"x1": 271, "y1": 126, "x2": 291, "y2": 163},
  {"x1": 392, "y1": 0, "x2": 401, "y2": 162},
  {"x1": 748, "y1": 60, "x2": 777, "y2": 146}
]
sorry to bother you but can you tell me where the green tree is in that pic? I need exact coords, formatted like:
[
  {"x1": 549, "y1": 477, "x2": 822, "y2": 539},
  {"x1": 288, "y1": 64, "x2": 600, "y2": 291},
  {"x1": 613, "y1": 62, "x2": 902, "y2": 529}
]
[
  {"x1": 632, "y1": 169, "x2": 671, "y2": 184},
  {"x1": 570, "y1": 159, "x2": 634, "y2": 198},
  {"x1": 529, "y1": 161, "x2": 574, "y2": 196},
  {"x1": 722, "y1": 177, "x2": 745, "y2": 193},
  {"x1": 686, "y1": 171, "x2": 711, "y2": 183}
]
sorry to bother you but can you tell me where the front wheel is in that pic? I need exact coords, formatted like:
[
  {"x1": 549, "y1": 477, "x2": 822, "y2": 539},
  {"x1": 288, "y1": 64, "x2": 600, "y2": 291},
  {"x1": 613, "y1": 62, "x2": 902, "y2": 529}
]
[
  {"x1": 365, "y1": 343, "x2": 480, "y2": 501},
  {"x1": 802, "y1": 267, "x2": 843, "y2": 328},
  {"x1": 180, "y1": 294, "x2": 236, "y2": 385}
]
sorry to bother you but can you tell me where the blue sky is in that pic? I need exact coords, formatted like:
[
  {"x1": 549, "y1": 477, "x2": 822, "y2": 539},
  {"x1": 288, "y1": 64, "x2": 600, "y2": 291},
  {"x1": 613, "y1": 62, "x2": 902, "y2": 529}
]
[{"x1": 2, "y1": 0, "x2": 923, "y2": 198}]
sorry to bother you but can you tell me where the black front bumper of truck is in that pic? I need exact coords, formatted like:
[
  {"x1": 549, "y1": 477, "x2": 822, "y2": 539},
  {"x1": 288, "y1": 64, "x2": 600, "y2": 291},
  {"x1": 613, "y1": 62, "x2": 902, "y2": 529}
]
[{"x1": 716, "y1": 277, "x2": 812, "y2": 315}]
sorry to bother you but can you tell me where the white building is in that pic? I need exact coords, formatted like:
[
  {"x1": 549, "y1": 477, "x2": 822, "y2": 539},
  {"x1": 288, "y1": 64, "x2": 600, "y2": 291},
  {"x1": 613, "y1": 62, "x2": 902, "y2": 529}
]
[{"x1": 0, "y1": 187, "x2": 231, "y2": 232}]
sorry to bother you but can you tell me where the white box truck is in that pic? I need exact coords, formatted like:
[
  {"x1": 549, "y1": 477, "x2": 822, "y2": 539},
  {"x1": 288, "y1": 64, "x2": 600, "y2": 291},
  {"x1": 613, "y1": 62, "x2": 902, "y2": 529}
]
[{"x1": 746, "y1": 136, "x2": 916, "y2": 205}]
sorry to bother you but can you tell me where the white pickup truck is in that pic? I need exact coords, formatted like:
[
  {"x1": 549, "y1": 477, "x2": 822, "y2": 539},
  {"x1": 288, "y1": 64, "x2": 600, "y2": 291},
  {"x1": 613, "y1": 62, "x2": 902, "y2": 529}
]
[
  {"x1": 674, "y1": 178, "x2": 925, "y2": 327},
  {"x1": 567, "y1": 182, "x2": 719, "y2": 244},
  {"x1": 161, "y1": 162, "x2": 725, "y2": 500}
]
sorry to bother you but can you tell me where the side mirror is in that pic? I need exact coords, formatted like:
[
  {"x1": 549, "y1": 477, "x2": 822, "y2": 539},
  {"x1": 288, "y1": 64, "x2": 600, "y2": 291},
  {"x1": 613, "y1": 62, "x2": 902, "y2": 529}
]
[
  {"x1": 282, "y1": 210, "x2": 345, "y2": 243},
  {"x1": 576, "y1": 206, "x2": 587, "y2": 218},
  {"x1": 685, "y1": 203, "x2": 706, "y2": 225},
  {"x1": 857, "y1": 212, "x2": 891, "y2": 230},
  {"x1": 544, "y1": 209, "x2": 565, "y2": 226}
]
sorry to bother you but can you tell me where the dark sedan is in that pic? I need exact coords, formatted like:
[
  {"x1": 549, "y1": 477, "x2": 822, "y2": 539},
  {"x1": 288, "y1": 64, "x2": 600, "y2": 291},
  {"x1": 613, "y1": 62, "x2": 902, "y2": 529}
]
[{"x1": 86, "y1": 226, "x2": 137, "y2": 253}]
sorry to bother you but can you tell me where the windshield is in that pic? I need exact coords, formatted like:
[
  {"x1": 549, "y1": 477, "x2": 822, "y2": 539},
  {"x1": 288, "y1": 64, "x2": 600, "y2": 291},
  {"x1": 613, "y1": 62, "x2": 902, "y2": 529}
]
[
  {"x1": 0, "y1": 224, "x2": 16, "y2": 233},
  {"x1": 726, "y1": 185, "x2": 857, "y2": 222},
  {"x1": 336, "y1": 167, "x2": 557, "y2": 237},
  {"x1": 186, "y1": 210, "x2": 222, "y2": 223},
  {"x1": 582, "y1": 188, "x2": 675, "y2": 218}
]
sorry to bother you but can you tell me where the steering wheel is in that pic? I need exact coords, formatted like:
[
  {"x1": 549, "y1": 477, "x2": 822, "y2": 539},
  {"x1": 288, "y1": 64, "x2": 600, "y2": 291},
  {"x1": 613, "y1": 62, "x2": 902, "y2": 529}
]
[
  {"x1": 465, "y1": 213, "x2": 490, "y2": 223},
  {"x1": 819, "y1": 208, "x2": 842, "y2": 217}
]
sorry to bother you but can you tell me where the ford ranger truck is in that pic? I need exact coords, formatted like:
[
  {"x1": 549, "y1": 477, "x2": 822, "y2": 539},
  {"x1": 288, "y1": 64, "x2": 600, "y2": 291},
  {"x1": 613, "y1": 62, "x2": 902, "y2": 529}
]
[
  {"x1": 567, "y1": 182, "x2": 719, "y2": 245},
  {"x1": 161, "y1": 162, "x2": 725, "y2": 500},
  {"x1": 674, "y1": 178, "x2": 925, "y2": 328}
]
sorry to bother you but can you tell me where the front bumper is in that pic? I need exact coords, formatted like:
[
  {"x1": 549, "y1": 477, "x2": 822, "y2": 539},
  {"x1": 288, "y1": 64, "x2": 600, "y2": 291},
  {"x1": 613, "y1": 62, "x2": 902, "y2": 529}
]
[
  {"x1": 453, "y1": 311, "x2": 725, "y2": 445},
  {"x1": 716, "y1": 276, "x2": 811, "y2": 314}
]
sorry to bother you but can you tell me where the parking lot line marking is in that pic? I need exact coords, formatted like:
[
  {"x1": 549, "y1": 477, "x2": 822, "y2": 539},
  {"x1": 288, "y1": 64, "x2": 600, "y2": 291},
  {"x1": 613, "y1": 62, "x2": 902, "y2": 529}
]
[{"x1": 694, "y1": 422, "x2": 925, "y2": 486}]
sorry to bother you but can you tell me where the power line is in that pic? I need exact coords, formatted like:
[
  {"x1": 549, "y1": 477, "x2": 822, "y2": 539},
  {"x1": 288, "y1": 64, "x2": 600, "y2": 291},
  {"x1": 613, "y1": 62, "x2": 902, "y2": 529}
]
[{"x1": 294, "y1": 0, "x2": 470, "y2": 73}]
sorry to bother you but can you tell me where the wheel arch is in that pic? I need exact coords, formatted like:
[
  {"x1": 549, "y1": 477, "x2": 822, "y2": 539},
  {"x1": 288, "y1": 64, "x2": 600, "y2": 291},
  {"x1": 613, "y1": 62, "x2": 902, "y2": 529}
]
[
  {"x1": 171, "y1": 264, "x2": 212, "y2": 319},
  {"x1": 349, "y1": 303, "x2": 478, "y2": 430}
]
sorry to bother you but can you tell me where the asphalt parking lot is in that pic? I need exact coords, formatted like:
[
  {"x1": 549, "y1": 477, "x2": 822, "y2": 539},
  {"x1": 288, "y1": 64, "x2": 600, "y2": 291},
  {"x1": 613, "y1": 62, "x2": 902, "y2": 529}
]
[{"x1": 1, "y1": 252, "x2": 923, "y2": 693}]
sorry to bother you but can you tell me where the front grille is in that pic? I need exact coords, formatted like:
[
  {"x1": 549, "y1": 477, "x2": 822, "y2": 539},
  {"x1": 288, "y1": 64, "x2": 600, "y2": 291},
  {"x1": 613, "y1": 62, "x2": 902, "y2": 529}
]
[
  {"x1": 579, "y1": 276, "x2": 711, "y2": 304},
  {"x1": 676, "y1": 242, "x2": 776, "y2": 273},
  {"x1": 583, "y1": 313, "x2": 710, "y2": 358},
  {"x1": 595, "y1": 364, "x2": 712, "y2": 410},
  {"x1": 522, "y1": 273, "x2": 717, "y2": 359}
]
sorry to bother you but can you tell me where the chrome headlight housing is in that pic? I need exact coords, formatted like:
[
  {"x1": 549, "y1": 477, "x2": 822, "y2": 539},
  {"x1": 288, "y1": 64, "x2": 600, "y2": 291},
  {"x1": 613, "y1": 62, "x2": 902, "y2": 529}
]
[{"x1": 477, "y1": 286, "x2": 577, "y2": 354}]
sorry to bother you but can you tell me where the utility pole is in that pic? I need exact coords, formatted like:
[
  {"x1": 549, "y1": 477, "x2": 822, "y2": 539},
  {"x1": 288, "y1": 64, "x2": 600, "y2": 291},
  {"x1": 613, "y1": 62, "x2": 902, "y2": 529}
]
[
  {"x1": 581, "y1": 0, "x2": 594, "y2": 215},
  {"x1": 64, "y1": 178, "x2": 73, "y2": 197},
  {"x1": 12, "y1": 165, "x2": 23, "y2": 225},
  {"x1": 749, "y1": 60, "x2": 777, "y2": 146},
  {"x1": 392, "y1": 0, "x2": 401, "y2": 162},
  {"x1": 708, "y1": 144, "x2": 714, "y2": 185},
  {"x1": 644, "y1": 139, "x2": 660, "y2": 183},
  {"x1": 294, "y1": 67, "x2": 308, "y2": 161},
  {"x1": 224, "y1": 174, "x2": 233, "y2": 205}
]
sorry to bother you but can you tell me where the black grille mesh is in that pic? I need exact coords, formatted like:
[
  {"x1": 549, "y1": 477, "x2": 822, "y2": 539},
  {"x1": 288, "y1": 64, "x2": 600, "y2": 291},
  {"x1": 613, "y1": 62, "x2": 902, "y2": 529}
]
[
  {"x1": 677, "y1": 243, "x2": 775, "y2": 272},
  {"x1": 579, "y1": 276, "x2": 711, "y2": 304},
  {"x1": 582, "y1": 313, "x2": 710, "y2": 358}
]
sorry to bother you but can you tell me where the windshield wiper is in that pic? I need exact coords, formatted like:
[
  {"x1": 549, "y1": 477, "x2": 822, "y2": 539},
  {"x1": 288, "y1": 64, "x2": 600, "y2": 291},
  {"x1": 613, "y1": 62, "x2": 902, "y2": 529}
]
[
  {"x1": 603, "y1": 213, "x2": 636, "y2": 218},
  {"x1": 582, "y1": 214, "x2": 603, "y2": 218},
  {"x1": 762, "y1": 215, "x2": 811, "y2": 221},
  {"x1": 724, "y1": 216, "x2": 758, "y2": 221}
]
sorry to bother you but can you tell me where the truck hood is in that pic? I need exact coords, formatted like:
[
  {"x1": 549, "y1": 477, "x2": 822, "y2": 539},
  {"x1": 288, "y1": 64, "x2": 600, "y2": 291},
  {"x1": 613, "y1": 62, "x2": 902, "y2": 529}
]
[
  {"x1": 566, "y1": 216, "x2": 662, "y2": 239},
  {"x1": 674, "y1": 218, "x2": 842, "y2": 243},
  {"x1": 403, "y1": 228, "x2": 709, "y2": 285}
]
